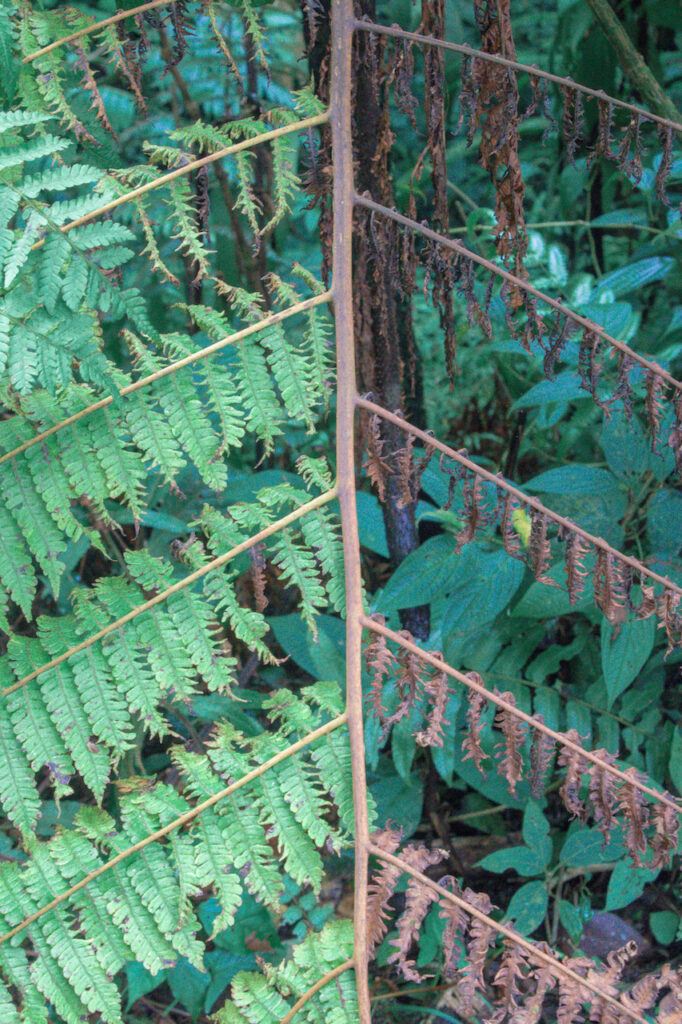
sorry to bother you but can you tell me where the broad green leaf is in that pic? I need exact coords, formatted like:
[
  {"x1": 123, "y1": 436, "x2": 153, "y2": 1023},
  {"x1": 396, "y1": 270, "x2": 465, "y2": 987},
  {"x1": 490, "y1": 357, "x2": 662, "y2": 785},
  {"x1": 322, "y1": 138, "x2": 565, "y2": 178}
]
[
  {"x1": 595, "y1": 257, "x2": 674, "y2": 299},
  {"x1": 505, "y1": 880, "x2": 548, "y2": 935},
  {"x1": 377, "y1": 535, "x2": 456, "y2": 611},
  {"x1": 512, "y1": 560, "x2": 594, "y2": 618},
  {"x1": 442, "y1": 547, "x2": 524, "y2": 641},
  {"x1": 601, "y1": 616, "x2": 655, "y2": 708},
  {"x1": 268, "y1": 613, "x2": 345, "y2": 683},
  {"x1": 525, "y1": 465, "x2": 619, "y2": 496},
  {"x1": 647, "y1": 490, "x2": 682, "y2": 557},
  {"x1": 600, "y1": 412, "x2": 652, "y2": 479},
  {"x1": 511, "y1": 372, "x2": 584, "y2": 410}
]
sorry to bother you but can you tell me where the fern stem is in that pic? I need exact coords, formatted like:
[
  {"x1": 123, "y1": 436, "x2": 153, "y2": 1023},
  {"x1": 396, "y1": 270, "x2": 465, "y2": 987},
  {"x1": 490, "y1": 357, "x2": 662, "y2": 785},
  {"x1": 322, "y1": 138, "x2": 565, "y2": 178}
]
[
  {"x1": 0, "y1": 292, "x2": 331, "y2": 467},
  {"x1": 356, "y1": 397, "x2": 682, "y2": 603},
  {"x1": 0, "y1": 712, "x2": 348, "y2": 947},
  {"x1": 1, "y1": 488, "x2": 338, "y2": 698},
  {"x1": 331, "y1": 2, "x2": 373, "y2": 1021},
  {"x1": 354, "y1": 196, "x2": 682, "y2": 395},
  {"x1": 353, "y1": 19, "x2": 682, "y2": 133},
  {"x1": 279, "y1": 958, "x2": 355, "y2": 1024},
  {"x1": 23, "y1": 0, "x2": 183, "y2": 63},
  {"x1": 366, "y1": 842, "x2": 649, "y2": 1024},
  {"x1": 361, "y1": 614, "x2": 680, "y2": 815},
  {"x1": 30, "y1": 113, "x2": 330, "y2": 253}
]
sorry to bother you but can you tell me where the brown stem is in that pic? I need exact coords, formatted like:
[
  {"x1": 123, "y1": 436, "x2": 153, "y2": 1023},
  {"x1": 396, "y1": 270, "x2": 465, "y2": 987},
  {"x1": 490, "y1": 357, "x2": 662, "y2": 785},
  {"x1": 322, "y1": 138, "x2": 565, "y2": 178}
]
[
  {"x1": 583, "y1": 0, "x2": 680, "y2": 123},
  {"x1": 330, "y1": 2, "x2": 372, "y2": 1019}
]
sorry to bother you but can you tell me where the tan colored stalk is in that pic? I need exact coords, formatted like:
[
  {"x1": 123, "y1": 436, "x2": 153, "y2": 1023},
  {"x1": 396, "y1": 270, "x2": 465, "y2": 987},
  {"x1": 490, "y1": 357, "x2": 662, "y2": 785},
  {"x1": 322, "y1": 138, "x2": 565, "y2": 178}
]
[
  {"x1": 362, "y1": 614, "x2": 681, "y2": 815},
  {"x1": 330, "y1": 1, "x2": 372, "y2": 1020},
  {"x1": 30, "y1": 113, "x2": 330, "y2": 252},
  {"x1": 1, "y1": 488, "x2": 337, "y2": 698},
  {"x1": 0, "y1": 292, "x2": 331, "y2": 467},
  {"x1": 0, "y1": 713, "x2": 347, "y2": 946},
  {"x1": 279, "y1": 959, "x2": 355, "y2": 1024},
  {"x1": 356, "y1": 396, "x2": 682, "y2": 600}
]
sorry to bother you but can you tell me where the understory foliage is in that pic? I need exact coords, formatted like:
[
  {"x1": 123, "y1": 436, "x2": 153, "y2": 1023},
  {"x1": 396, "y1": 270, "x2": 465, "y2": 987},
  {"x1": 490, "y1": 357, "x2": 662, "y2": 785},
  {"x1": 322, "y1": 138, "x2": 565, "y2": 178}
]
[{"x1": 0, "y1": 0, "x2": 680, "y2": 1022}]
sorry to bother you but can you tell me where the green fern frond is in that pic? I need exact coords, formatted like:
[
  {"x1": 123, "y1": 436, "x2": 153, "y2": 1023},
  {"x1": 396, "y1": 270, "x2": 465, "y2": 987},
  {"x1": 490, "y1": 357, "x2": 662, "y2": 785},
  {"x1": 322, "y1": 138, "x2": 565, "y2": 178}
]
[{"x1": 214, "y1": 921, "x2": 356, "y2": 1024}]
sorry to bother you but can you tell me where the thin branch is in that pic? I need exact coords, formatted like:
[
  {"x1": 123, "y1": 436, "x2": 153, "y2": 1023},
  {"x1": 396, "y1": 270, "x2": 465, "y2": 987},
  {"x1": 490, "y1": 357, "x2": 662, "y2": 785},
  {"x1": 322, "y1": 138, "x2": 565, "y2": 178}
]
[
  {"x1": 353, "y1": 19, "x2": 682, "y2": 133},
  {"x1": 331, "y1": 1, "x2": 372, "y2": 1020},
  {"x1": 23, "y1": 0, "x2": 182, "y2": 63},
  {"x1": 361, "y1": 615, "x2": 681, "y2": 815},
  {"x1": 0, "y1": 713, "x2": 348, "y2": 946},
  {"x1": 30, "y1": 113, "x2": 330, "y2": 252},
  {"x1": 366, "y1": 842, "x2": 649, "y2": 1024},
  {"x1": 356, "y1": 398, "x2": 682, "y2": 601},
  {"x1": 0, "y1": 292, "x2": 331, "y2": 467},
  {"x1": 354, "y1": 195, "x2": 682, "y2": 394},
  {"x1": 1, "y1": 488, "x2": 337, "y2": 698},
  {"x1": 279, "y1": 959, "x2": 355, "y2": 1024}
]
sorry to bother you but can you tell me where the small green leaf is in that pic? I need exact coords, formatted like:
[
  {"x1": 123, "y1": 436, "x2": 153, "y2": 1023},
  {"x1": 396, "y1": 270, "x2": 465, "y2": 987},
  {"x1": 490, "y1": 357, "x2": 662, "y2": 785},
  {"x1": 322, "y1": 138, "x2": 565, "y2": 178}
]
[
  {"x1": 669, "y1": 729, "x2": 682, "y2": 795},
  {"x1": 505, "y1": 880, "x2": 548, "y2": 935},
  {"x1": 522, "y1": 801, "x2": 552, "y2": 868},
  {"x1": 478, "y1": 845, "x2": 547, "y2": 877},
  {"x1": 606, "y1": 861, "x2": 659, "y2": 912},
  {"x1": 560, "y1": 826, "x2": 625, "y2": 867},
  {"x1": 168, "y1": 959, "x2": 209, "y2": 1019},
  {"x1": 559, "y1": 900, "x2": 584, "y2": 944},
  {"x1": 649, "y1": 910, "x2": 679, "y2": 946}
]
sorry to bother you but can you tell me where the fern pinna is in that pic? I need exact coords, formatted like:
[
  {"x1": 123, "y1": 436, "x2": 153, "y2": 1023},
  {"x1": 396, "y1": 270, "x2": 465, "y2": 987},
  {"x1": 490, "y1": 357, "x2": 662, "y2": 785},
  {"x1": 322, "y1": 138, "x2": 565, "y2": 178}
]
[{"x1": 0, "y1": 0, "x2": 680, "y2": 1023}]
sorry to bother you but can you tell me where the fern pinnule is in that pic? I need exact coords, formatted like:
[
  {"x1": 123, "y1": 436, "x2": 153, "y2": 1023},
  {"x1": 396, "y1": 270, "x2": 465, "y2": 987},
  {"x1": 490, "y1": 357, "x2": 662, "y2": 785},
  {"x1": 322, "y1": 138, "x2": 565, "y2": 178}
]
[
  {"x1": 493, "y1": 691, "x2": 527, "y2": 796},
  {"x1": 528, "y1": 509, "x2": 553, "y2": 586},
  {"x1": 565, "y1": 532, "x2": 591, "y2": 605},
  {"x1": 529, "y1": 718, "x2": 556, "y2": 799},
  {"x1": 486, "y1": 938, "x2": 532, "y2": 1024},
  {"x1": 363, "y1": 614, "x2": 397, "y2": 725},
  {"x1": 367, "y1": 827, "x2": 404, "y2": 955},
  {"x1": 649, "y1": 802, "x2": 680, "y2": 869},
  {"x1": 438, "y1": 875, "x2": 469, "y2": 979},
  {"x1": 389, "y1": 872, "x2": 441, "y2": 982},
  {"x1": 414, "y1": 663, "x2": 450, "y2": 748},
  {"x1": 617, "y1": 767, "x2": 651, "y2": 867},
  {"x1": 363, "y1": 412, "x2": 391, "y2": 501},
  {"x1": 458, "y1": 887, "x2": 497, "y2": 1015},
  {"x1": 455, "y1": 474, "x2": 486, "y2": 551},
  {"x1": 588, "y1": 748, "x2": 620, "y2": 844},
  {"x1": 462, "y1": 683, "x2": 490, "y2": 774},
  {"x1": 558, "y1": 731, "x2": 590, "y2": 821}
]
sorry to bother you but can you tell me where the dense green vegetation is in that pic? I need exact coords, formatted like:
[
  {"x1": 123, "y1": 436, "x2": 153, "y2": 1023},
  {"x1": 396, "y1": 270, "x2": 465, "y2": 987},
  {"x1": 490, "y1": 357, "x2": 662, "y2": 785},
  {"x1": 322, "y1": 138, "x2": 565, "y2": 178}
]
[{"x1": 0, "y1": 0, "x2": 679, "y2": 1021}]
